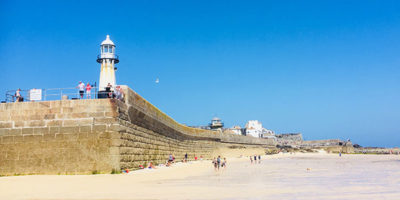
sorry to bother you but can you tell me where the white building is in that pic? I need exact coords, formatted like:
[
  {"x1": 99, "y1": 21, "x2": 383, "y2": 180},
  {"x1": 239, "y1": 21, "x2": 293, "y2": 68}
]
[
  {"x1": 261, "y1": 128, "x2": 276, "y2": 140},
  {"x1": 262, "y1": 128, "x2": 275, "y2": 136},
  {"x1": 230, "y1": 125, "x2": 243, "y2": 135},
  {"x1": 245, "y1": 120, "x2": 263, "y2": 137}
]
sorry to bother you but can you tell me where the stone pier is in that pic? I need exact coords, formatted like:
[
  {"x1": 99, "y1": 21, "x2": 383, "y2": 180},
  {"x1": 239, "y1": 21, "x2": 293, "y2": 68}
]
[{"x1": 0, "y1": 86, "x2": 274, "y2": 175}]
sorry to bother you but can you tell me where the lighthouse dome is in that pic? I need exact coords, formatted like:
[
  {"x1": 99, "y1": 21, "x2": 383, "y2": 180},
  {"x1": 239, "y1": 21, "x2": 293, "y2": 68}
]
[{"x1": 101, "y1": 35, "x2": 115, "y2": 46}]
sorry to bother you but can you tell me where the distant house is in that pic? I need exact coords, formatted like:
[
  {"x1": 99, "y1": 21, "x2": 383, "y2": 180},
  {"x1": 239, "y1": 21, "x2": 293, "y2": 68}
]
[
  {"x1": 209, "y1": 117, "x2": 224, "y2": 130},
  {"x1": 189, "y1": 117, "x2": 224, "y2": 130},
  {"x1": 224, "y1": 125, "x2": 245, "y2": 136},
  {"x1": 261, "y1": 128, "x2": 276, "y2": 139},
  {"x1": 245, "y1": 120, "x2": 263, "y2": 137}
]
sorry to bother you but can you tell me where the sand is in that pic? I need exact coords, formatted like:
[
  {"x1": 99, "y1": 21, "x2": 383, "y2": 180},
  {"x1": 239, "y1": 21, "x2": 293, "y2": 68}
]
[{"x1": 1, "y1": 153, "x2": 399, "y2": 200}]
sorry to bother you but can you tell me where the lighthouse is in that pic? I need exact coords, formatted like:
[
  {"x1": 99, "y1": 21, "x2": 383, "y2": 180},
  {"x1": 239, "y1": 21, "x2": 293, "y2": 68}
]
[{"x1": 97, "y1": 35, "x2": 119, "y2": 98}]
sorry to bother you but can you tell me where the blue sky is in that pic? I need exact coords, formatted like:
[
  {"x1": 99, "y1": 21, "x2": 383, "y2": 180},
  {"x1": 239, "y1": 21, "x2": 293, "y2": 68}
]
[{"x1": 1, "y1": 0, "x2": 399, "y2": 147}]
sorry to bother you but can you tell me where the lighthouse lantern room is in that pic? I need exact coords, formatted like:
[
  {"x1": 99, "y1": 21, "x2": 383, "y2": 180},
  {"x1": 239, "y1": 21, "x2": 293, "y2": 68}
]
[{"x1": 97, "y1": 35, "x2": 119, "y2": 98}]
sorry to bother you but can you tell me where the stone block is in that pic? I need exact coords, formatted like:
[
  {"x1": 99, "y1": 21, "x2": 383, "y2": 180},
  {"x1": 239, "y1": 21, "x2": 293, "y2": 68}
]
[
  {"x1": 59, "y1": 126, "x2": 79, "y2": 134},
  {"x1": 95, "y1": 117, "x2": 117, "y2": 124},
  {"x1": 44, "y1": 114, "x2": 56, "y2": 120},
  {"x1": 78, "y1": 132, "x2": 88, "y2": 139},
  {"x1": 49, "y1": 127, "x2": 60, "y2": 134},
  {"x1": 36, "y1": 102, "x2": 50, "y2": 109},
  {"x1": 111, "y1": 139, "x2": 123, "y2": 146},
  {"x1": 88, "y1": 112, "x2": 105, "y2": 118},
  {"x1": 70, "y1": 113, "x2": 89, "y2": 118},
  {"x1": 22, "y1": 128, "x2": 34, "y2": 135},
  {"x1": 62, "y1": 107, "x2": 73, "y2": 113},
  {"x1": 79, "y1": 125, "x2": 92, "y2": 133},
  {"x1": 55, "y1": 113, "x2": 68, "y2": 119},
  {"x1": 43, "y1": 133, "x2": 56, "y2": 141},
  {"x1": 33, "y1": 127, "x2": 49, "y2": 135},
  {"x1": 47, "y1": 120, "x2": 62, "y2": 127},
  {"x1": 0, "y1": 112, "x2": 10, "y2": 121},
  {"x1": 28, "y1": 120, "x2": 46, "y2": 127},
  {"x1": 55, "y1": 133, "x2": 65, "y2": 141},
  {"x1": 23, "y1": 134, "x2": 43, "y2": 143},
  {"x1": 14, "y1": 121, "x2": 25, "y2": 128},
  {"x1": 48, "y1": 108, "x2": 61, "y2": 114},
  {"x1": 63, "y1": 133, "x2": 79, "y2": 141},
  {"x1": 49, "y1": 101, "x2": 61, "y2": 108},
  {"x1": 0, "y1": 128, "x2": 9, "y2": 136},
  {"x1": 92, "y1": 125, "x2": 107, "y2": 133},
  {"x1": 1, "y1": 136, "x2": 14, "y2": 144},
  {"x1": 9, "y1": 128, "x2": 22, "y2": 135},
  {"x1": 0, "y1": 122, "x2": 12, "y2": 128},
  {"x1": 79, "y1": 118, "x2": 93, "y2": 126},
  {"x1": 13, "y1": 135, "x2": 27, "y2": 143},
  {"x1": 87, "y1": 133, "x2": 99, "y2": 140},
  {"x1": 109, "y1": 147, "x2": 119, "y2": 155},
  {"x1": 63, "y1": 119, "x2": 80, "y2": 127},
  {"x1": 30, "y1": 115, "x2": 44, "y2": 121},
  {"x1": 105, "y1": 111, "x2": 117, "y2": 117}
]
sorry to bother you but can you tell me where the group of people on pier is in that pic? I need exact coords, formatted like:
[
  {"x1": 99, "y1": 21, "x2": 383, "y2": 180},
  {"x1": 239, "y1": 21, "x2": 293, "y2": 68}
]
[
  {"x1": 11, "y1": 81, "x2": 125, "y2": 103},
  {"x1": 77, "y1": 81, "x2": 92, "y2": 99},
  {"x1": 77, "y1": 81, "x2": 124, "y2": 101}
]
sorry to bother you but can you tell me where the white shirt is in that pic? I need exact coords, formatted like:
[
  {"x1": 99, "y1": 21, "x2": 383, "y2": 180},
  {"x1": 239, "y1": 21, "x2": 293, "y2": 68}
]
[{"x1": 78, "y1": 83, "x2": 85, "y2": 91}]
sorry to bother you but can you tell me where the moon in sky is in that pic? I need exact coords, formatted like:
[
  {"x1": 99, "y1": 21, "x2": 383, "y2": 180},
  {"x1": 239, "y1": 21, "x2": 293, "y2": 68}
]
[{"x1": 155, "y1": 78, "x2": 159, "y2": 84}]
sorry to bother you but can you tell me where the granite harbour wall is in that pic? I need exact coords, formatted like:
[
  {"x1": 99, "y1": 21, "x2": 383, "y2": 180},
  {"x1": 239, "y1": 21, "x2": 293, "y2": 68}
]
[{"x1": 0, "y1": 86, "x2": 274, "y2": 175}]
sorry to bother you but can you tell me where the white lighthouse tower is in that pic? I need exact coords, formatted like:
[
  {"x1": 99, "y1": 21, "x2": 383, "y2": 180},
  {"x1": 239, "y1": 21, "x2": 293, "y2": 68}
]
[{"x1": 97, "y1": 35, "x2": 119, "y2": 95}]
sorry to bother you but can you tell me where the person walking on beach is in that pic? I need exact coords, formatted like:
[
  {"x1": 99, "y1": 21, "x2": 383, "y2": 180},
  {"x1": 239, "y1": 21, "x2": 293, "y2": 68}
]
[
  {"x1": 221, "y1": 158, "x2": 227, "y2": 169},
  {"x1": 250, "y1": 156, "x2": 253, "y2": 164},
  {"x1": 254, "y1": 155, "x2": 257, "y2": 164},
  {"x1": 77, "y1": 81, "x2": 85, "y2": 99},
  {"x1": 212, "y1": 157, "x2": 218, "y2": 171},
  {"x1": 184, "y1": 153, "x2": 188, "y2": 162},
  {"x1": 86, "y1": 83, "x2": 92, "y2": 99},
  {"x1": 258, "y1": 155, "x2": 261, "y2": 164},
  {"x1": 217, "y1": 156, "x2": 221, "y2": 170}
]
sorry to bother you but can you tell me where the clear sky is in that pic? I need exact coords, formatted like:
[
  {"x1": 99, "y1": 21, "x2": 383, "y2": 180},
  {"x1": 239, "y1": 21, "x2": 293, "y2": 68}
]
[{"x1": 1, "y1": 0, "x2": 399, "y2": 147}]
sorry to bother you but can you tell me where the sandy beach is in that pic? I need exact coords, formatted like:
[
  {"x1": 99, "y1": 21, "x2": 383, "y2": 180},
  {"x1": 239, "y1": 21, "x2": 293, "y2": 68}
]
[{"x1": 1, "y1": 153, "x2": 399, "y2": 200}]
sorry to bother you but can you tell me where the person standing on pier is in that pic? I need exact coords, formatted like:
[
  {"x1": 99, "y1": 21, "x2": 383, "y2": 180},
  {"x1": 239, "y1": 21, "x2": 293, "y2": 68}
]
[
  {"x1": 77, "y1": 81, "x2": 85, "y2": 99},
  {"x1": 15, "y1": 89, "x2": 22, "y2": 102},
  {"x1": 86, "y1": 83, "x2": 92, "y2": 99},
  {"x1": 105, "y1": 83, "x2": 113, "y2": 98}
]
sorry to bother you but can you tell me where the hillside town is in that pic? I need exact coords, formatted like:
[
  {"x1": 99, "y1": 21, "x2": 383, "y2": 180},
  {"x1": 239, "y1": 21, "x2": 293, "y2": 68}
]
[{"x1": 191, "y1": 117, "x2": 365, "y2": 153}]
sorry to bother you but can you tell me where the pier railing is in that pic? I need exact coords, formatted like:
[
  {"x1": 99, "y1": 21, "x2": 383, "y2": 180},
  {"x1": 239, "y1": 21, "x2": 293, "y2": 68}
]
[{"x1": 4, "y1": 87, "x2": 100, "y2": 103}]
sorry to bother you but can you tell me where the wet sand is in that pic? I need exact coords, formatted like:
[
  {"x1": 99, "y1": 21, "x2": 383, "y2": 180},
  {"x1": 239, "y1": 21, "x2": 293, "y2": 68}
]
[{"x1": 1, "y1": 153, "x2": 399, "y2": 200}]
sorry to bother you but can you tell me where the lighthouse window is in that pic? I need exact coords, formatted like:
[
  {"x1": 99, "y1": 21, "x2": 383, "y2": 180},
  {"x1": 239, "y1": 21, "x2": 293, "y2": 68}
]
[
  {"x1": 109, "y1": 47, "x2": 113, "y2": 53},
  {"x1": 105, "y1": 46, "x2": 109, "y2": 53}
]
